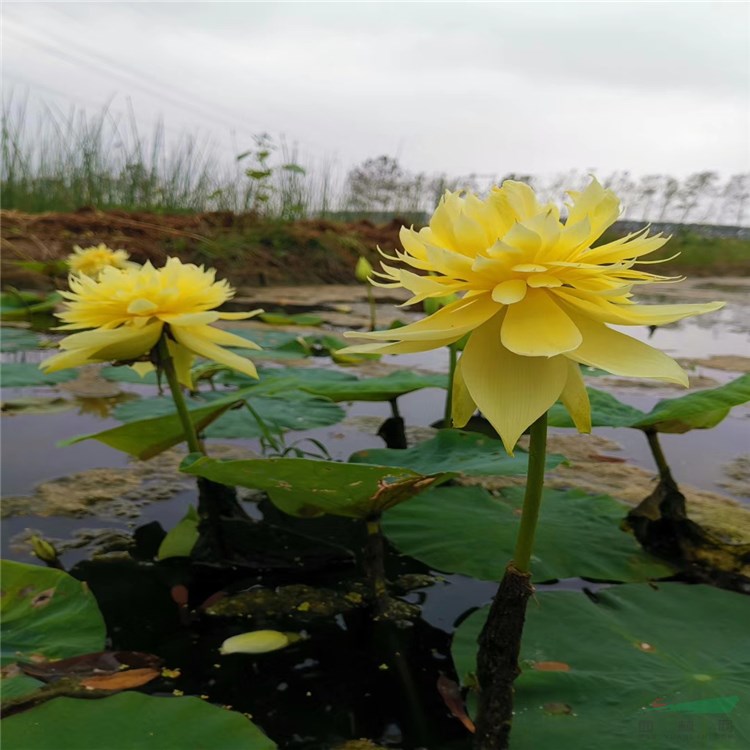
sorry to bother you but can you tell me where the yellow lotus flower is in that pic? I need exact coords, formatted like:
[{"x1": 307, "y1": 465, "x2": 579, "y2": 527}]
[
  {"x1": 40, "y1": 257, "x2": 262, "y2": 386},
  {"x1": 342, "y1": 178, "x2": 723, "y2": 452},
  {"x1": 67, "y1": 243, "x2": 133, "y2": 278}
]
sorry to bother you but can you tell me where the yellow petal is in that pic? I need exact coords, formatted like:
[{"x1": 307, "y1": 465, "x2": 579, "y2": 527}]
[
  {"x1": 177, "y1": 325, "x2": 262, "y2": 351},
  {"x1": 527, "y1": 274, "x2": 562, "y2": 288},
  {"x1": 39, "y1": 346, "x2": 101, "y2": 372},
  {"x1": 344, "y1": 293, "x2": 498, "y2": 343},
  {"x1": 57, "y1": 322, "x2": 163, "y2": 362},
  {"x1": 127, "y1": 298, "x2": 159, "y2": 315},
  {"x1": 501, "y1": 180, "x2": 542, "y2": 221},
  {"x1": 217, "y1": 309, "x2": 264, "y2": 320},
  {"x1": 171, "y1": 326, "x2": 259, "y2": 380},
  {"x1": 219, "y1": 630, "x2": 291, "y2": 655},
  {"x1": 559, "y1": 360, "x2": 591, "y2": 433},
  {"x1": 556, "y1": 290, "x2": 724, "y2": 327},
  {"x1": 503, "y1": 223, "x2": 542, "y2": 253},
  {"x1": 166, "y1": 340, "x2": 195, "y2": 389},
  {"x1": 565, "y1": 178, "x2": 621, "y2": 239},
  {"x1": 501, "y1": 289, "x2": 582, "y2": 357},
  {"x1": 460, "y1": 313, "x2": 569, "y2": 453},
  {"x1": 584, "y1": 232, "x2": 669, "y2": 265},
  {"x1": 160, "y1": 312, "x2": 221, "y2": 326},
  {"x1": 131, "y1": 362, "x2": 155, "y2": 378},
  {"x1": 451, "y1": 354, "x2": 476, "y2": 427},
  {"x1": 492, "y1": 279, "x2": 527, "y2": 304},
  {"x1": 338, "y1": 335, "x2": 460, "y2": 356},
  {"x1": 566, "y1": 315, "x2": 688, "y2": 386}
]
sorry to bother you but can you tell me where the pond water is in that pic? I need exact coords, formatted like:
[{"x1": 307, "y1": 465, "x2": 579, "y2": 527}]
[{"x1": 1, "y1": 279, "x2": 749, "y2": 749}]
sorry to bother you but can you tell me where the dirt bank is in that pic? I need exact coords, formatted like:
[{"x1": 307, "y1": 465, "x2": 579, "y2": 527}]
[{"x1": 0, "y1": 208, "x2": 406, "y2": 289}]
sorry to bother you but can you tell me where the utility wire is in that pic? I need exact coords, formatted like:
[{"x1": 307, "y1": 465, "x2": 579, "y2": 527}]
[{"x1": 4, "y1": 20, "x2": 260, "y2": 140}]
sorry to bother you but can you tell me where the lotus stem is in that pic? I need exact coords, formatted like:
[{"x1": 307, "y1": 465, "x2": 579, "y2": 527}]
[
  {"x1": 444, "y1": 344, "x2": 458, "y2": 429},
  {"x1": 156, "y1": 333, "x2": 203, "y2": 455},
  {"x1": 474, "y1": 411, "x2": 548, "y2": 749},
  {"x1": 364, "y1": 514, "x2": 388, "y2": 614},
  {"x1": 513, "y1": 412, "x2": 548, "y2": 573},
  {"x1": 644, "y1": 427, "x2": 673, "y2": 483},
  {"x1": 367, "y1": 286, "x2": 377, "y2": 331}
]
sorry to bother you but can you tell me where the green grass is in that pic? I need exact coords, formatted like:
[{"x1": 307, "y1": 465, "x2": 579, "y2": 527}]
[{"x1": 0, "y1": 96, "x2": 343, "y2": 217}]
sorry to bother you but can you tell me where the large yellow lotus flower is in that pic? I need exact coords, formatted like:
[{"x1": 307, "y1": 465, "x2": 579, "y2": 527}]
[
  {"x1": 67, "y1": 243, "x2": 133, "y2": 278},
  {"x1": 40, "y1": 257, "x2": 262, "y2": 386},
  {"x1": 342, "y1": 178, "x2": 724, "y2": 452}
]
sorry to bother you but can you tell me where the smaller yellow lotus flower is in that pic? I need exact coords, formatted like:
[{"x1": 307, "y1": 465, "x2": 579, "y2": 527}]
[
  {"x1": 219, "y1": 630, "x2": 298, "y2": 655},
  {"x1": 40, "y1": 257, "x2": 262, "y2": 386},
  {"x1": 67, "y1": 243, "x2": 133, "y2": 278}
]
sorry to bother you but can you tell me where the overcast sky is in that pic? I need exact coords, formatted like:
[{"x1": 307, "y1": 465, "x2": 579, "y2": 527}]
[{"x1": 3, "y1": 1, "x2": 749, "y2": 182}]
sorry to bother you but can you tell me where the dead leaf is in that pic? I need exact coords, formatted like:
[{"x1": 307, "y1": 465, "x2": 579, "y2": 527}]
[
  {"x1": 587, "y1": 454, "x2": 626, "y2": 464},
  {"x1": 171, "y1": 585, "x2": 189, "y2": 607},
  {"x1": 543, "y1": 702, "x2": 573, "y2": 715},
  {"x1": 81, "y1": 667, "x2": 159, "y2": 691},
  {"x1": 20, "y1": 651, "x2": 162, "y2": 681},
  {"x1": 531, "y1": 661, "x2": 571, "y2": 672},
  {"x1": 436, "y1": 674, "x2": 476, "y2": 733}
]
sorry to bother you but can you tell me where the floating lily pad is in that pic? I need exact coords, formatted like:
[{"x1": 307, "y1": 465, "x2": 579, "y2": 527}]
[
  {"x1": 1, "y1": 561, "x2": 106, "y2": 702},
  {"x1": 383, "y1": 486, "x2": 673, "y2": 583},
  {"x1": 181, "y1": 454, "x2": 455, "y2": 519},
  {"x1": 258, "y1": 312, "x2": 324, "y2": 327},
  {"x1": 452, "y1": 583, "x2": 750, "y2": 749},
  {"x1": 218, "y1": 366, "x2": 357, "y2": 391},
  {"x1": 1, "y1": 692, "x2": 277, "y2": 750},
  {"x1": 1, "y1": 396, "x2": 73, "y2": 415},
  {"x1": 0, "y1": 362, "x2": 78, "y2": 387},
  {"x1": 349, "y1": 430, "x2": 565, "y2": 475},
  {"x1": 297, "y1": 370, "x2": 448, "y2": 402},
  {"x1": 0, "y1": 328, "x2": 43, "y2": 352},
  {"x1": 100, "y1": 365, "x2": 161, "y2": 385}
]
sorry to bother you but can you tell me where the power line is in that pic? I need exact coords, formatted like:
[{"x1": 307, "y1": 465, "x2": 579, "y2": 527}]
[
  {"x1": 4, "y1": 19, "x2": 260, "y2": 139},
  {"x1": 3, "y1": 9, "x2": 333, "y2": 156}
]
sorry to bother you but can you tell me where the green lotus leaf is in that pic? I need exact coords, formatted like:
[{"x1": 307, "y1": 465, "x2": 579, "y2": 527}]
[
  {"x1": 1, "y1": 561, "x2": 106, "y2": 703},
  {"x1": 112, "y1": 390, "x2": 345, "y2": 439},
  {"x1": 60, "y1": 392, "x2": 248, "y2": 459},
  {"x1": 383, "y1": 485, "x2": 673, "y2": 583},
  {"x1": 157, "y1": 506, "x2": 200, "y2": 560},
  {"x1": 0, "y1": 327, "x2": 44, "y2": 352},
  {"x1": 1, "y1": 692, "x2": 277, "y2": 750},
  {"x1": 548, "y1": 387, "x2": 646, "y2": 429},
  {"x1": 633, "y1": 374, "x2": 750, "y2": 433},
  {"x1": 0, "y1": 362, "x2": 77, "y2": 387},
  {"x1": 349, "y1": 429, "x2": 565, "y2": 475},
  {"x1": 452, "y1": 583, "x2": 750, "y2": 749},
  {"x1": 181, "y1": 454, "x2": 455, "y2": 519}
]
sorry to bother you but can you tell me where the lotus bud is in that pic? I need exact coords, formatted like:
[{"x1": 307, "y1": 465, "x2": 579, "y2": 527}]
[{"x1": 355, "y1": 256, "x2": 373, "y2": 284}]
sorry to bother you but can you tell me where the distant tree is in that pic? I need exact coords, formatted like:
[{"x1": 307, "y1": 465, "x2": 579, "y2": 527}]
[
  {"x1": 636, "y1": 174, "x2": 663, "y2": 221},
  {"x1": 657, "y1": 176, "x2": 680, "y2": 221},
  {"x1": 345, "y1": 155, "x2": 406, "y2": 212},
  {"x1": 678, "y1": 171, "x2": 718, "y2": 223},
  {"x1": 721, "y1": 173, "x2": 750, "y2": 226}
]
